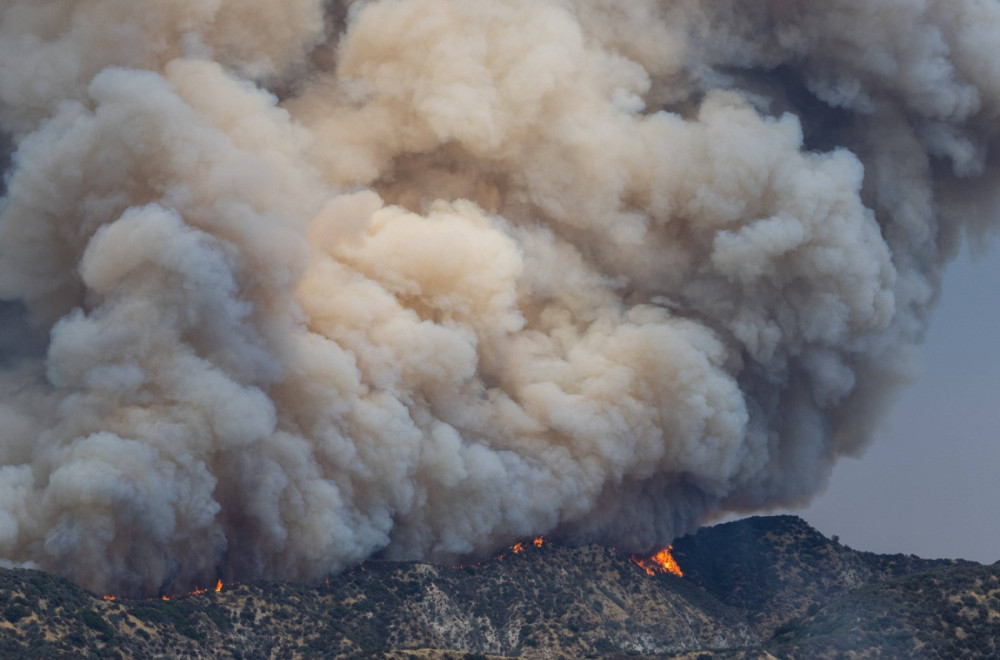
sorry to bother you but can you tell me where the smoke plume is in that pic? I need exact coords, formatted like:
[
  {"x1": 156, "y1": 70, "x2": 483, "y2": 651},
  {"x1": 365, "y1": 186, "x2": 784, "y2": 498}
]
[{"x1": 0, "y1": 0, "x2": 997, "y2": 595}]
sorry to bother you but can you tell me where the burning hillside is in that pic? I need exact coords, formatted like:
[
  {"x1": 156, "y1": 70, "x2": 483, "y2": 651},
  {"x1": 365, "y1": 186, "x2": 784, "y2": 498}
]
[
  {"x1": 0, "y1": 1, "x2": 999, "y2": 596},
  {"x1": 632, "y1": 547, "x2": 684, "y2": 578},
  {"x1": 0, "y1": 517, "x2": 995, "y2": 659}
]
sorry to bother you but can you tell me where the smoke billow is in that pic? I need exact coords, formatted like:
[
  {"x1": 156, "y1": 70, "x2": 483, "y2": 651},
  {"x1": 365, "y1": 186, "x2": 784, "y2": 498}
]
[{"x1": 0, "y1": 0, "x2": 997, "y2": 595}]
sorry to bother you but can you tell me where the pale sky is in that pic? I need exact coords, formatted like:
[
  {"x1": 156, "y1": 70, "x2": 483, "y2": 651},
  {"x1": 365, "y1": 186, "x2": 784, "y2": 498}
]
[{"x1": 796, "y1": 242, "x2": 1000, "y2": 564}]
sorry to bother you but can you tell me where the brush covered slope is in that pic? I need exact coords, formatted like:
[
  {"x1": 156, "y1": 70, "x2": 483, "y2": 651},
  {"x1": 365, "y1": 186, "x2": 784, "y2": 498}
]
[
  {"x1": 0, "y1": 516, "x2": 996, "y2": 659},
  {"x1": 671, "y1": 515, "x2": 978, "y2": 635}
]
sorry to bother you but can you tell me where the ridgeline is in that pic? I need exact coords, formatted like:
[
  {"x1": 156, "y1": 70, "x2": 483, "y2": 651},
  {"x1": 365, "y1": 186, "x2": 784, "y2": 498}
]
[{"x1": 1, "y1": 516, "x2": 997, "y2": 659}]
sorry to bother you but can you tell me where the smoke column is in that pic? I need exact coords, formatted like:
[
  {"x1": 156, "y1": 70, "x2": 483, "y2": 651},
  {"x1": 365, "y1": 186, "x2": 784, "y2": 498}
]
[{"x1": 0, "y1": 0, "x2": 997, "y2": 595}]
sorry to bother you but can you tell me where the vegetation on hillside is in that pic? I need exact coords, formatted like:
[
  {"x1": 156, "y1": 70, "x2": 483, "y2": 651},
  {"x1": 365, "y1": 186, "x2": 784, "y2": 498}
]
[{"x1": 0, "y1": 516, "x2": 995, "y2": 659}]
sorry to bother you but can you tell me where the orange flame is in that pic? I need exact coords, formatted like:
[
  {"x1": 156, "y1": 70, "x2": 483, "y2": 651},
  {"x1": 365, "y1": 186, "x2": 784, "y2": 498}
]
[
  {"x1": 458, "y1": 536, "x2": 549, "y2": 570},
  {"x1": 161, "y1": 595, "x2": 170, "y2": 601},
  {"x1": 630, "y1": 546, "x2": 683, "y2": 577},
  {"x1": 215, "y1": 580, "x2": 223, "y2": 593},
  {"x1": 102, "y1": 595, "x2": 116, "y2": 601}
]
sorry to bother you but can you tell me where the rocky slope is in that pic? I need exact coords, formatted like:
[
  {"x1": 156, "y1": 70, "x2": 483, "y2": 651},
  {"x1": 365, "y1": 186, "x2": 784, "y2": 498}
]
[{"x1": 0, "y1": 516, "x2": 996, "y2": 659}]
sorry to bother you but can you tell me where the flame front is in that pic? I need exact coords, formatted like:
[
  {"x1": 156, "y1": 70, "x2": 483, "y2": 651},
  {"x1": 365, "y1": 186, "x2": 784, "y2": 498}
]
[
  {"x1": 630, "y1": 546, "x2": 683, "y2": 577},
  {"x1": 102, "y1": 583, "x2": 223, "y2": 603}
]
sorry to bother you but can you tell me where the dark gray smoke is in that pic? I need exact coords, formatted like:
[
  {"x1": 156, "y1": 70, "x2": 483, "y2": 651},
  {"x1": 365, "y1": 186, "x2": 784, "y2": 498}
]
[{"x1": 0, "y1": 0, "x2": 997, "y2": 595}]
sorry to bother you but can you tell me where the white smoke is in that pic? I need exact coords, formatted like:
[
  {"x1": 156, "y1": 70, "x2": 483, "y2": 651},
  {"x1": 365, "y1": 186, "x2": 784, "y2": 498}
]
[{"x1": 0, "y1": 0, "x2": 997, "y2": 595}]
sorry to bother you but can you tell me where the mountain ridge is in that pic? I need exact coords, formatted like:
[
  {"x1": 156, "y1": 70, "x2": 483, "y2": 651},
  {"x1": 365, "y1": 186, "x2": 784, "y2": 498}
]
[{"x1": 0, "y1": 515, "x2": 996, "y2": 659}]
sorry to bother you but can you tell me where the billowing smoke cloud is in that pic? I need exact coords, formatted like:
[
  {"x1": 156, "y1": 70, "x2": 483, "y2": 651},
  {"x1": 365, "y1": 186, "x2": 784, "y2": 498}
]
[{"x1": 0, "y1": 0, "x2": 997, "y2": 595}]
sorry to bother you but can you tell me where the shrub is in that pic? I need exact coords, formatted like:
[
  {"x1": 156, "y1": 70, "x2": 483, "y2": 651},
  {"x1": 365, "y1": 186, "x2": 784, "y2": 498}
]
[
  {"x1": 80, "y1": 609, "x2": 113, "y2": 636},
  {"x1": 3, "y1": 604, "x2": 29, "y2": 623}
]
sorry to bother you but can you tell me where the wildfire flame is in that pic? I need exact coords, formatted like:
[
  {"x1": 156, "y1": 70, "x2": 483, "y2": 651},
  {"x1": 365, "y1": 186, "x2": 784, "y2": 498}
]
[
  {"x1": 630, "y1": 546, "x2": 683, "y2": 577},
  {"x1": 453, "y1": 536, "x2": 548, "y2": 569},
  {"x1": 103, "y1": 582, "x2": 221, "y2": 603}
]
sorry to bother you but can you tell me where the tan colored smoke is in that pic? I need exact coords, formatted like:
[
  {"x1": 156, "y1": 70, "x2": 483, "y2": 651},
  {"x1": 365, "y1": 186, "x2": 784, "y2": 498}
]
[{"x1": 0, "y1": 0, "x2": 997, "y2": 595}]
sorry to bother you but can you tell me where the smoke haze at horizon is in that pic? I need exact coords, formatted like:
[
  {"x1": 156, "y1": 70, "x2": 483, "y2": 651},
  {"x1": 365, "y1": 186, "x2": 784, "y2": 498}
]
[{"x1": 0, "y1": 0, "x2": 998, "y2": 595}]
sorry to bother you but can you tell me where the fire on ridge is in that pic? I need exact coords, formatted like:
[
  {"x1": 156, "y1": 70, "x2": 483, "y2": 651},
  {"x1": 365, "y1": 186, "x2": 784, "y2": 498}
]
[
  {"x1": 102, "y1": 579, "x2": 225, "y2": 603},
  {"x1": 456, "y1": 536, "x2": 683, "y2": 580},
  {"x1": 630, "y1": 547, "x2": 684, "y2": 578},
  {"x1": 99, "y1": 539, "x2": 683, "y2": 602}
]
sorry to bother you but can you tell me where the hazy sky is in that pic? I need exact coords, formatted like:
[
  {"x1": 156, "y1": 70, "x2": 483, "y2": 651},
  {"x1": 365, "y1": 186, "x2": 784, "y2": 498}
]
[{"x1": 795, "y1": 242, "x2": 1000, "y2": 564}]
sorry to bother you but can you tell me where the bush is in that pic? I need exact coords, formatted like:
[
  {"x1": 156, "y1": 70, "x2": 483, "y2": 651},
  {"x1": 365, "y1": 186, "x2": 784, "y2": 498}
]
[
  {"x1": 80, "y1": 609, "x2": 113, "y2": 636},
  {"x1": 593, "y1": 638, "x2": 615, "y2": 654},
  {"x1": 3, "y1": 604, "x2": 29, "y2": 623}
]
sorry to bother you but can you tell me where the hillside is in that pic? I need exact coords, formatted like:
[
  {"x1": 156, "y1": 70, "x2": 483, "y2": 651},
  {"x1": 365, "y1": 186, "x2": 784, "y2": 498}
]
[
  {"x1": 0, "y1": 516, "x2": 996, "y2": 659},
  {"x1": 671, "y1": 515, "x2": 976, "y2": 634}
]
